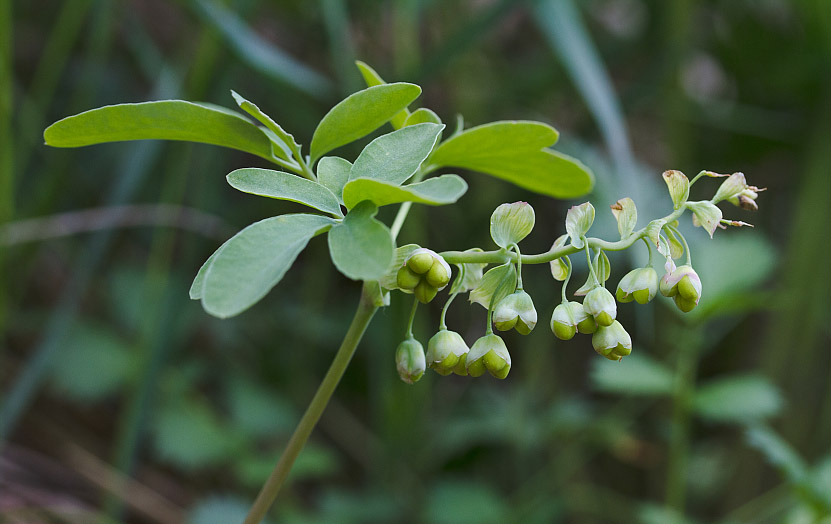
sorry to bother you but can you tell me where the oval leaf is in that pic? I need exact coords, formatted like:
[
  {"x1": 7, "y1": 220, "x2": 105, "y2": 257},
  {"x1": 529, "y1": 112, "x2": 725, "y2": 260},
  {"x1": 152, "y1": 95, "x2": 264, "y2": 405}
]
[
  {"x1": 694, "y1": 375, "x2": 783, "y2": 423},
  {"x1": 469, "y1": 263, "x2": 517, "y2": 309},
  {"x1": 490, "y1": 201, "x2": 535, "y2": 248},
  {"x1": 231, "y1": 90, "x2": 299, "y2": 161},
  {"x1": 610, "y1": 197, "x2": 637, "y2": 239},
  {"x1": 350, "y1": 123, "x2": 444, "y2": 185},
  {"x1": 590, "y1": 353, "x2": 673, "y2": 396},
  {"x1": 226, "y1": 168, "x2": 342, "y2": 216},
  {"x1": 198, "y1": 214, "x2": 335, "y2": 318},
  {"x1": 327, "y1": 201, "x2": 394, "y2": 281},
  {"x1": 310, "y1": 83, "x2": 422, "y2": 162},
  {"x1": 355, "y1": 60, "x2": 410, "y2": 129},
  {"x1": 316, "y1": 156, "x2": 352, "y2": 204},
  {"x1": 565, "y1": 202, "x2": 595, "y2": 248},
  {"x1": 430, "y1": 120, "x2": 560, "y2": 160},
  {"x1": 404, "y1": 108, "x2": 442, "y2": 126},
  {"x1": 44, "y1": 100, "x2": 277, "y2": 162},
  {"x1": 342, "y1": 174, "x2": 467, "y2": 209}
]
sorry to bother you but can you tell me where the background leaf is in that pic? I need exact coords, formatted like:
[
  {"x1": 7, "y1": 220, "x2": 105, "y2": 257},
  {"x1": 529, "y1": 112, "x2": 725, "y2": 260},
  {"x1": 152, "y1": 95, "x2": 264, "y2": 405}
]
[
  {"x1": 694, "y1": 375, "x2": 783, "y2": 423},
  {"x1": 349, "y1": 122, "x2": 444, "y2": 184},
  {"x1": 43, "y1": 100, "x2": 277, "y2": 161},
  {"x1": 199, "y1": 214, "x2": 335, "y2": 318},
  {"x1": 226, "y1": 168, "x2": 342, "y2": 216},
  {"x1": 310, "y1": 83, "x2": 422, "y2": 162},
  {"x1": 590, "y1": 353, "x2": 674, "y2": 396},
  {"x1": 342, "y1": 174, "x2": 467, "y2": 209},
  {"x1": 327, "y1": 201, "x2": 393, "y2": 281}
]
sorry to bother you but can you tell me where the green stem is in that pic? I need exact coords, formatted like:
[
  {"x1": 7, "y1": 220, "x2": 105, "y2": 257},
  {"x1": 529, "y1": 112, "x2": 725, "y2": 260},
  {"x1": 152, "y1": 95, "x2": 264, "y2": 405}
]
[
  {"x1": 512, "y1": 243, "x2": 524, "y2": 290},
  {"x1": 560, "y1": 256, "x2": 572, "y2": 303},
  {"x1": 668, "y1": 224, "x2": 692, "y2": 266},
  {"x1": 642, "y1": 237, "x2": 654, "y2": 267},
  {"x1": 665, "y1": 333, "x2": 700, "y2": 513},
  {"x1": 584, "y1": 244, "x2": 599, "y2": 286},
  {"x1": 405, "y1": 296, "x2": 419, "y2": 338},
  {"x1": 439, "y1": 266, "x2": 464, "y2": 331},
  {"x1": 242, "y1": 284, "x2": 378, "y2": 524},
  {"x1": 390, "y1": 169, "x2": 427, "y2": 240}
]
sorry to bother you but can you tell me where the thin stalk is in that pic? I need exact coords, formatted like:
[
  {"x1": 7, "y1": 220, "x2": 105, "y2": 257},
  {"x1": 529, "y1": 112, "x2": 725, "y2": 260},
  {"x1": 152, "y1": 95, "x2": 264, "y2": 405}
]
[
  {"x1": 242, "y1": 284, "x2": 378, "y2": 524},
  {"x1": 668, "y1": 224, "x2": 692, "y2": 266},
  {"x1": 405, "y1": 296, "x2": 419, "y2": 338},
  {"x1": 560, "y1": 256, "x2": 572, "y2": 303},
  {"x1": 584, "y1": 244, "x2": 599, "y2": 285},
  {"x1": 0, "y1": 0, "x2": 13, "y2": 338},
  {"x1": 439, "y1": 266, "x2": 463, "y2": 331},
  {"x1": 390, "y1": 170, "x2": 427, "y2": 240},
  {"x1": 512, "y1": 243, "x2": 524, "y2": 290}
]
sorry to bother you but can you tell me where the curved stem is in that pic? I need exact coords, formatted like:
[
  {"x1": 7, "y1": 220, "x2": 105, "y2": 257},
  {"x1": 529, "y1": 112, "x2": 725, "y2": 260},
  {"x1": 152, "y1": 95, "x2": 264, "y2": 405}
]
[
  {"x1": 560, "y1": 256, "x2": 572, "y2": 303},
  {"x1": 584, "y1": 243, "x2": 599, "y2": 286},
  {"x1": 668, "y1": 224, "x2": 692, "y2": 265},
  {"x1": 512, "y1": 243, "x2": 524, "y2": 290},
  {"x1": 439, "y1": 266, "x2": 464, "y2": 331},
  {"x1": 243, "y1": 284, "x2": 378, "y2": 524},
  {"x1": 642, "y1": 237, "x2": 654, "y2": 267},
  {"x1": 405, "y1": 296, "x2": 419, "y2": 338}
]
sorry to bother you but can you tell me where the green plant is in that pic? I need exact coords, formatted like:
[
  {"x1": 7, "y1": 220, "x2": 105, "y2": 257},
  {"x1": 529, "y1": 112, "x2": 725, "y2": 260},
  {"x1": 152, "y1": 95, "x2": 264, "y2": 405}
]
[{"x1": 43, "y1": 61, "x2": 760, "y2": 523}]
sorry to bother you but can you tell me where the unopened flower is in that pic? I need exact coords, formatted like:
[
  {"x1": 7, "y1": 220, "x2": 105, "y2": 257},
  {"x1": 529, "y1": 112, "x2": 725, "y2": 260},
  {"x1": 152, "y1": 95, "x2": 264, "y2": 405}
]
[
  {"x1": 592, "y1": 320, "x2": 632, "y2": 361},
  {"x1": 616, "y1": 267, "x2": 659, "y2": 304},
  {"x1": 426, "y1": 329, "x2": 469, "y2": 376},
  {"x1": 395, "y1": 337, "x2": 426, "y2": 384},
  {"x1": 466, "y1": 333, "x2": 511, "y2": 379},
  {"x1": 659, "y1": 264, "x2": 702, "y2": 312},
  {"x1": 583, "y1": 286, "x2": 617, "y2": 327},
  {"x1": 493, "y1": 290, "x2": 537, "y2": 335}
]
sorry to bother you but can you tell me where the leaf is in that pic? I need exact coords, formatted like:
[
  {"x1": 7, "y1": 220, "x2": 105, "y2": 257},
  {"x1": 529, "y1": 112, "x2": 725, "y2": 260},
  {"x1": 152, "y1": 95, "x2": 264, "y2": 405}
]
[
  {"x1": 197, "y1": 214, "x2": 335, "y2": 318},
  {"x1": 590, "y1": 353, "x2": 673, "y2": 396},
  {"x1": 644, "y1": 219, "x2": 666, "y2": 248},
  {"x1": 664, "y1": 227, "x2": 685, "y2": 259},
  {"x1": 327, "y1": 201, "x2": 394, "y2": 281},
  {"x1": 451, "y1": 249, "x2": 488, "y2": 294},
  {"x1": 745, "y1": 425, "x2": 807, "y2": 484},
  {"x1": 489, "y1": 202, "x2": 535, "y2": 249},
  {"x1": 226, "y1": 168, "x2": 342, "y2": 216},
  {"x1": 662, "y1": 170, "x2": 690, "y2": 209},
  {"x1": 226, "y1": 376, "x2": 296, "y2": 438},
  {"x1": 49, "y1": 324, "x2": 134, "y2": 401},
  {"x1": 44, "y1": 100, "x2": 277, "y2": 162},
  {"x1": 230, "y1": 90, "x2": 299, "y2": 161},
  {"x1": 574, "y1": 250, "x2": 611, "y2": 295},
  {"x1": 694, "y1": 375, "x2": 783, "y2": 423},
  {"x1": 404, "y1": 107, "x2": 442, "y2": 126},
  {"x1": 379, "y1": 244, "x2": 421, "y2": 291},
  {"x1": 355, "y1": 60, "x2": 410, "y2": 129},
  {"x1": 610, "y1": 197, "x2": 637, "y2": 238},
  {"x1": 310, "y1": 83, "x2": 422, "y2": 162},
  {"x1": 693, "y1": 232, "x2": 776, "y2": 304},
  {"x1": 423, "y1": 480, "x2": 508, "y2": 524},
  {"x1": 549, "y1": 235, "x2": 570, "y2": 281},
  {"x1": 188, "y1": 496, "x2": 275, "y2": 524},
  {"x1": 469, "y1": 263, "x2": 517, "y2": 309},
  {"x1": 152, "y1": 400, "x2": 237, "y2": 470},
  {"x1": 688, "y1": 201, "x2": 723, "y2": 238},
  {"x1": 343, "y1": 174, "x2": 467, "y2": 209},
  {"x1": 350, "y1": 123, "x2": 444, "y2": 184},
  {"x1": 565, "y1": 202, "x2": 595, "y2": 248},
  {"x1": 428, "y1": 121, "x2": 594, "y2": 198},
  {"x1": 317, "y1": 156, "x2": 352, "y2": 204}
]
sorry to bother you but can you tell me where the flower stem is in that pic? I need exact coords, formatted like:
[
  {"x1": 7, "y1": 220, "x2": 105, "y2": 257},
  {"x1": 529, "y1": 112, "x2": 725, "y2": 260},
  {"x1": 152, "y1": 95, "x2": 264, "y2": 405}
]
[
  {"x1": 560, "y1": 256, "x2": 572, "y2": 303},
  {"x1": 406, "y1": 296, "x2": 419, "y2": 338},
  {"x1": 242, "y1": 284, "x2": 378, "y2": 524}
]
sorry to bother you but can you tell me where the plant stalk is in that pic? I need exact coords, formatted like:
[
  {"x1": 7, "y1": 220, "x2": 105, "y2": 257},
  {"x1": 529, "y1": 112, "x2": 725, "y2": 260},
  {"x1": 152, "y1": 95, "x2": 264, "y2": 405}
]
[{"x1": 242, "y1": 283, "x2": 378, "y2": 524}]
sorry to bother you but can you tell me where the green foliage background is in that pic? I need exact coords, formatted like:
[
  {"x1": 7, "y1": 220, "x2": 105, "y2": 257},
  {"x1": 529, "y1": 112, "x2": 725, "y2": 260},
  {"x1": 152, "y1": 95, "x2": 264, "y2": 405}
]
[{"x1": 2, "y1": 1, "x2": 830, "y2": 523}]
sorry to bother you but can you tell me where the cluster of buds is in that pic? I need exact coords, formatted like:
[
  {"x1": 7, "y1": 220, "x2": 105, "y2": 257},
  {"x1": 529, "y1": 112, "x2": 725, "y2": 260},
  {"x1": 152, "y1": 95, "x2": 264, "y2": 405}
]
[{"x1": 390, "y1": 170, "x2": 760, "y2": 382}]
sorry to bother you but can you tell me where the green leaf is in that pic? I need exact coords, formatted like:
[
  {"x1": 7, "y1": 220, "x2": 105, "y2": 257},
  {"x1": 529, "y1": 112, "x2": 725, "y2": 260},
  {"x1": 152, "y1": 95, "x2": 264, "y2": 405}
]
[
  {"x1": 610, "y1": 197, "x2": 637, "y2": 238},
  {"x1": 355, "y1": 60, "x2": 410, "y2": 129},
  {"x1": 317, "y1": 156, "x2": 352, "y2": 204},
  {"x1": 226, "y1": 376, "x2": 296, "y2": 438},
  {"x1": 664, "y1": 226, "x2": 685, "y2": 260},
  {"x1": 404, "y1": 107, "x2": 442, "y2": 126},
  {"x1": 197, "y1": 214, "x2": 335, "y2": 318},
  {"x1": 423, "y1": 480, "x2": 508, "y2": 524},
  {"x1": 379, "y1": 244, "x2": 421, "y2": 291},
  {"x1": 350, "y1": 123, "x2": 444, "y2": 184},
  {"x1": 590, "y1": 353, "x2": 673, "y2": 396},
  {"x1": 451, "y1": 251, "x2": 487, "y2": 294},
  {"x1": 310, "y1": 83, "x2": 422, "y2": 162},
  {"x1": 549, "y1": 235, "x2": 570, "y2": 281},
  {"x1": 745, "y1": 425, "x2": 807, "y2": 484},
  {"x1": 152, "y1": 399, "x2": 237, "y2": 470},
  {"x1": 44, "y1": 100, "x2": 277, "y2": 162},
  {"x1": 230, "y1": 90, "x2": 299, "y2": 161},
  {"x1": 663, "y1": 170, "x2": 691, "y2": 210},
  {"x1": 226, "y1": 168, "x2": 342, "y2": 216},
  {"x1": 565, "y1": 202, "x2": 595, "y2": 248},
  {"x1": 469, "y1": 263, "x2": 517, "y2": 309},
  {"x1": 342, "y1": 174, "x2": 467, "y2": 209},
  {"x1": 489, "y1": 201, "x2": 535, "y2": 248},
  {"x1": 328, "y1": 201, "x2": 394, "y2": 281},
  {"x1": 49, "y1": 324, "x2": 134, "y2": 401},
  {"x1": 688, "y1": 201, "x2": 723, "y2": 238},
  {"x1": 427, "y1": 121, "x2": 593, "y2": 198},
  {"x1": 694, "y1": 375, "x2": 783, "y2": 423}
]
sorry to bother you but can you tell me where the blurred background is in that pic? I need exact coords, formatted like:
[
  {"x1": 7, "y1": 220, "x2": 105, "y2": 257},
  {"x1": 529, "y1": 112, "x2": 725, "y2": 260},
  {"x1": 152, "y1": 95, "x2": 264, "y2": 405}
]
[{"x1": 2, "y1": 1, "x2": 830, "y2": 523}]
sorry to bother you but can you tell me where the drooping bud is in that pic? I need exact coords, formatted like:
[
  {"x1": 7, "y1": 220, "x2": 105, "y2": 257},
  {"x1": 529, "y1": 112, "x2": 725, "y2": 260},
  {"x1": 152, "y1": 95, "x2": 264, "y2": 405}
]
[
  {"x1": 414, "y1": 280, "x2": 438, "y2": 304},
  {"x1": 426, "y1": 330, "x2": 470, "y2": 376},
  {"x1": 492, "y1": 290, "x2": 537, "y2": 335},
  {"x1": 466, "y1": 334, "x2": 511, "y2": 379},
  {"x1": 425, "y1": 258, "x2": 451, "y2": 288},
  {"x1": 407, "y1": 250, "x2": 435, "y2": 274},
  {"x1": 396, "y1": 266, "x2": 421, "y2": 291},
  {"x1": 583, "y1": 287, "x2": 617, "y2": 327},
  {"x1": 550, "y1": 302, "x2": 576, "y2": 340},
  {"x1": 660, "y1": 264, "x2": 702, "y2": 312},
  {"x1": 591, "y1": 320, "x2": 632, "y2": 361},
  {"x1": 401, "y1": 248, "x2": 452, "y2": 303},
  {"x1": 395, "y1": 337, "x2": 426, "y2": 384},
  {"x1": 616, "y1": 267, "x2": 659, "y2": 304}
]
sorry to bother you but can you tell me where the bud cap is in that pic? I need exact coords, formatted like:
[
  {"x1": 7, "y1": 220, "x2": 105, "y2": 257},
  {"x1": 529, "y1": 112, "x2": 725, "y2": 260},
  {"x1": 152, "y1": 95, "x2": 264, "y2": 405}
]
[
  {"x1": 493, "y1": 290, "x2": 538, "y2": 335},
  {"x1": 466, "y1": 334, "x2": 511, "y2": 379}
]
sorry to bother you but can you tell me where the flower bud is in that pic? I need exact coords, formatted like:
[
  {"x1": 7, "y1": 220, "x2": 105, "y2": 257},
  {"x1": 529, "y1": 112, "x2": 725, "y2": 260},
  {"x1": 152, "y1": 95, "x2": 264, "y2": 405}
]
[
  {"x1": 466, "y1": 334, "x2": 511, "y2": 379},
  {"x1": 425, "y1": 258, "x2": 451, "y2": 288},
  {"x1": 550, "y1": 302, "x2": 577, "y2": 340},
  {"x1": 583, "y1": 287, "x2": 617, "y2": 327},
  {"x1": 616, "y1": 267, "x2": 659, "y2": 304},
  {"x1": 395, "y1": 337, "x2": 426, "y2": 384},
  {"x1": 659, "y1": 265, "x2": 702, "y2": 312},
  {"x1": 396, "y1": 266, "x2": 421, "y2": 291},
  {"x1": 414, "y1": 280, "x2": 438, "y2": 304},
  {"x1": 426, "y1": 329, "x2": 470, "y2": 376},
  {"x1": 407, "y1": 250, "x2": 435, "y2": 274},
  {"x1": 492, "y1": 290, "x2": 537, "y2": 335},
  {"x1": 591, "y1": 320, "x2": 632, "y2": 361}
]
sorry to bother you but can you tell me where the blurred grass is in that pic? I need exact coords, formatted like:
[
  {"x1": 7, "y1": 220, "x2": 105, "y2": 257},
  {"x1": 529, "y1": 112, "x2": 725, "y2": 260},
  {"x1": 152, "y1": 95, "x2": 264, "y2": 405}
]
[{"x1": 3, "y1": 1, "x2": 830, "y2": 523}]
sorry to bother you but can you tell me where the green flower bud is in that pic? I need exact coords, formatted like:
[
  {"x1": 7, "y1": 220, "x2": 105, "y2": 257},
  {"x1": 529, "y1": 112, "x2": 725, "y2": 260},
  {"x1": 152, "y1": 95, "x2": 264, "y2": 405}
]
[
  {"x1": 466, "y1": 334, "x2": 511, "y2": 379},
  {"x1": 591, "y1": 320, "x2": 632, "y2": 361},
  {"x1": 583, "y1": 287, "x2": 617, "y2": 327},
  {"x1": 395, "y1": 337, "x2": 426, "y2": 384},
  {"x1": 426, "y1": 329, "x2": 470, "y2": 376},
  {"x1": 550, "y1": 302, "x2": 577, "y2": 340},
  {"x1": 616, "y1": 267, "x2": 659, "y2": 304},
  {"x1": 425, "y1": 258, "x2": 451, "y2": 288},
  {"x1": 492, "y1": 290, "x2": 537, "y2": 335},
  {"x1": 396, "y1": 265, "x2": 421, "y2": 291},
  {"x1": 414, "y1": 280, "x2": 438, "y2": 304},
  {"x1": 660, "y1": 265, "x2": 702, "y2": 312},
  {"x1": 407, "y1": 251, "x2": 435, "y2": 274},
  {"x1": 452, "y1": 354, "x2": 468, "y2": 376}
]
